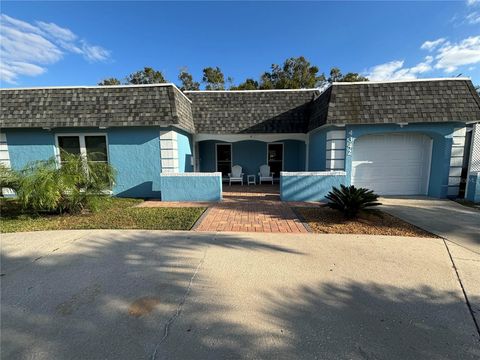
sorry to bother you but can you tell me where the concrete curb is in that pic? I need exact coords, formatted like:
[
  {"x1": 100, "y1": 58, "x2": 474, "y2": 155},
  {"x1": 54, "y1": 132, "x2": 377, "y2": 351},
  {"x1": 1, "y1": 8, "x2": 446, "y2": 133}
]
[
  {"x1": 190, "y1": 207, "x2": 212, "y2": 231},
  {"x1": 289, "y1": 206, "x2": 313, "y2": 233}
]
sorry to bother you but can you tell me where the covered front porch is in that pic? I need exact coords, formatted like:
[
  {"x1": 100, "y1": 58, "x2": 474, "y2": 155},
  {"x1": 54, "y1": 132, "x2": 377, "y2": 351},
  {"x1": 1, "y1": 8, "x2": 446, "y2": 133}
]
[{"x1": 193, "y1": 133, "x2": 308, "y2": 182}]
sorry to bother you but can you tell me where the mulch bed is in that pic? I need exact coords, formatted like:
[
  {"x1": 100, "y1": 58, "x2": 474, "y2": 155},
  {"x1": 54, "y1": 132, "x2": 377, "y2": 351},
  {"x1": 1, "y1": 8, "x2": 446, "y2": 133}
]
[{"x1": 295, "y1": 206, "x2": 437, "y2": 238}]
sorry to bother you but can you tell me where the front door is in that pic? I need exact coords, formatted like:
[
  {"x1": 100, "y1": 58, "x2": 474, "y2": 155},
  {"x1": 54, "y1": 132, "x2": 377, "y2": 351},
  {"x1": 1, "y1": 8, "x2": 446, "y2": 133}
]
[
  {"x1": 268, "y1": 143, "x2": 283, "y2": 179},
  {"x1": 216, "y1": 143, "x2": 232, "y2": 178}
]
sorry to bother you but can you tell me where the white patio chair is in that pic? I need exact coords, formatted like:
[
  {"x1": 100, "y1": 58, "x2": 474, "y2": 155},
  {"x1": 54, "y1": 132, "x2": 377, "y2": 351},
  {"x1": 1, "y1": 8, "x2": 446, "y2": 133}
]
[
  {"x1": 228, "y1": 165, "x2": 244, "y2": 186},
  {"x1": 258, "y1": 164, "x2": 274, "y2": 184}
]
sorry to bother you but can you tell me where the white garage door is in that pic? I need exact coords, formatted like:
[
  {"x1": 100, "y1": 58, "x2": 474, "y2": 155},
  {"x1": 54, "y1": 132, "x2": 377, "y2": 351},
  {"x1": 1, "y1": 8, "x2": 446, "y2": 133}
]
[{"x1": 352, "y1": 133, "x2": 432, "y2": 195}]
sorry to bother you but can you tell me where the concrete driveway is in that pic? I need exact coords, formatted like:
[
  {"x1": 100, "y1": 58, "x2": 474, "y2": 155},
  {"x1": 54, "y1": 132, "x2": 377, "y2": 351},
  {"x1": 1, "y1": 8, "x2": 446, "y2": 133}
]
[
  {"x1": 381, "y1": 197, "x2": 480, "y2": 252},
  {"x1": 1, "y1": 230, "x2": 479, "y2": 360},
  {"x1": 381, "y1": 197, "x2": 480, "y2": 328}
]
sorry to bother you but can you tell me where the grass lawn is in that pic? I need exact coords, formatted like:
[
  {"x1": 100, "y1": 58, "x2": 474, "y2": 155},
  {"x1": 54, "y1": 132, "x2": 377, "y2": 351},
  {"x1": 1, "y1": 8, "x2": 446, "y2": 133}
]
[
  {"x1": 0, "y1": 197, "x2": 206, "y2": 233},
  {"x1": 295, "y1": 206, "x2": 437, "y2": 238}
]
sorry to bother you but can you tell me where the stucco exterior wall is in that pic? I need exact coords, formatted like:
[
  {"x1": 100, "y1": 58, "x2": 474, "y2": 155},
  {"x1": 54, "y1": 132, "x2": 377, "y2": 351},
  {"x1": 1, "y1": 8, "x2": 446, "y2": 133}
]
[
  {"x1": 5, "y1": 127, "x2": 166, "y2": 199},
  {"x1": 160, "y1": 173, "x2": 222, "y2": 201},
  {"x1": 280, "y1": 171, "x2": 347, "y2": 201},
  {"x1": 6, "y1": 129, "x2": 56, "y2": 169},
  {"x1": 307, "y1": 127, "x2": 328, "y2": 171},
  {"x1": 176, "y1": 129, "x2": 193, "y2": 173},
  {"x1": 108, "y1": 127, "x2": 163, "y2": 198},
  {"x1": 466, "y1": 172, "x2": 480, "y2": 203}
]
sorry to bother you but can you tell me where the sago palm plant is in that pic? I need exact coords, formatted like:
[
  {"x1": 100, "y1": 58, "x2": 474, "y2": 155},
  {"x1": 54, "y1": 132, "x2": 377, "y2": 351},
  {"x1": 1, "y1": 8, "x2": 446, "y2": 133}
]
[{"x1": 325, "y1": 184, "x2": 381, "y2": 219}]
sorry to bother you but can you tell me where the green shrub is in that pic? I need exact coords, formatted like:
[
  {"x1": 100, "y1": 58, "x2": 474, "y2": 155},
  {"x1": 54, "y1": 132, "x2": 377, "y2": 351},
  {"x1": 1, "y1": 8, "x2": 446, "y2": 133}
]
[
  {"x1": 0, "y1": 163, "x2": 20, "y2": 192},
  {"x1": 325, "y1": 184, "x2": 381, "y2": 219},
  {"x1": 17, "y1": 152, "x2": 116, "y2": 214}
]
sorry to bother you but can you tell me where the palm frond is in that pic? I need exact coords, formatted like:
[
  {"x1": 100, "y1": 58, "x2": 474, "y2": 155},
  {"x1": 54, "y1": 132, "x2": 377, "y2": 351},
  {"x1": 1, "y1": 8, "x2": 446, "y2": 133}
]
[
  {"x1": 326, "y1": 185, "x2": 381, "y2": 219},
  {"x1": 15, "y1": 153, "x2": 116, "y2": 214}
]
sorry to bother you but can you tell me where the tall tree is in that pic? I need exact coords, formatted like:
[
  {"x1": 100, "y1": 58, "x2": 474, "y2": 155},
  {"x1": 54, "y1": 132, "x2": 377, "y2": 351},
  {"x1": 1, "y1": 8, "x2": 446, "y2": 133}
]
[
  {"x1": 328, "y1": 68, "x2": 343, "y2": 82},
  {"x1": 340, "y1": 72, "x2": 368, "y2": 82},
  {"x1": 98, "y1": 78, "x2": 121, "y2": 86},
  {"x1": 202, "y1": 67, "x2": 225, "y2": 90},
  {"x1": 328, "y1": 68, "x2": 368, "y2": 82},
  {"x1": 126, "y1": 67, "x2": 167, "y2": 84},
  {"x1": 259, "y1": 56, "x2": 325, "y2": 89},
  {"x1": 230, "y1": 78, "x2": 259, "y2": 90},
  {"x1": 178, "y1": 68, "x2": 200, "y2": 91}
]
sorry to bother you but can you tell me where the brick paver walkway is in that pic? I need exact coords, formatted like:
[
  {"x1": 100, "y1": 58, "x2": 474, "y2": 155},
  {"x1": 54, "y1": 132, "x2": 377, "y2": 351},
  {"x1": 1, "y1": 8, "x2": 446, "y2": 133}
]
[{"x1": 194, "y1": 185, "x2": 310, "y2": 233}]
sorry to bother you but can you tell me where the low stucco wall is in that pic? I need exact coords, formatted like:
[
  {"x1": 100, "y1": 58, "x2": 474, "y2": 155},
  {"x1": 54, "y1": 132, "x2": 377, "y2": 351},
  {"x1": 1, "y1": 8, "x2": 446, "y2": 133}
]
[
  {"x1": 466, "y1": 172, "x2": 480, "y2": 203},
  {"x1": 280, "y1": 171, "x2": 347, "y2": 202},
  {"x1": 160, "y1": 172, "x2": 222, "y2": 202}
]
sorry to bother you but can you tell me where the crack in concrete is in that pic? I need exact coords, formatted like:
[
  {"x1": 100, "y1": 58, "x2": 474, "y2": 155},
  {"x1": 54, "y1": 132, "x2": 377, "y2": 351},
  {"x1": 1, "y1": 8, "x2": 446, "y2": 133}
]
[
  {"x1": 151, "y1": 243, "x2": 209, "y2": 360},
  {"x1": 442, "y1": 238, "x2": 480, "y2": 340}
]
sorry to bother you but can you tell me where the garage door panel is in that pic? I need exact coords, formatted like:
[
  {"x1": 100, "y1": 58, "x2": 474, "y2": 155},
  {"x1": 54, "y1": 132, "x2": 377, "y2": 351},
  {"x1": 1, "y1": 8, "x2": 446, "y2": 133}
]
[
  {"x1": 352, "y1": 164, "x2": 424, "y2": 178},
  {"x1": 352, "y1": 133, "x2": 432, "y2": 196}
]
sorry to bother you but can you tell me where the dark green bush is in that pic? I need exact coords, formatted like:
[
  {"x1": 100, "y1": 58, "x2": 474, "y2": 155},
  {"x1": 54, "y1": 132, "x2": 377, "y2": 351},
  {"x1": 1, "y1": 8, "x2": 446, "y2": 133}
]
[
  {"x1": 325, "y1": 184, "x2": 381, "y2": 219},
  {"x1": 17, "y1": 152, "x2": 116, "y2": 214}
]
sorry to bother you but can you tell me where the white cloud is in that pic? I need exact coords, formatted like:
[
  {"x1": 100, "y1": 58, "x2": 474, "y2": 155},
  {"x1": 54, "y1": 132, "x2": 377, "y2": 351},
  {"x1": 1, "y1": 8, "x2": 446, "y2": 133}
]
[
  {"x1": 466, "y1": 11, "x2": 480, "y2": 24},
  {"x1": 366, "y1": 56, "x2": 433, "y2": 81},
  {"x1": 366, "y1": 35, "x2": 480, "y2": 80},
  {"x1": 1, "y1": 26, "x2": 63, "y2": 64},
  {"x1": 36, "y1": 21, "x2": 77, "y2": 42},
  {"x1": 434, "y1": 36, "x2": 480, "y2": 73},
  {"x1": 80, "y1": 41, "x2": 111, "y2": 62},
  {"x1": 0, "y1": 14, "x2": 111, "y2": 84},
  {"x1": 1, "y1": 14, "x2": 39, "y2": 34},
  {"x1": 467, "y1": 0, "x2": 479, "y2": 6},
  {"x1": 421, "y1": 38, "x2": 446, "y2": 51},
  {"x1": 0, "y1": 62, "x2": 46, "y2": 84}
]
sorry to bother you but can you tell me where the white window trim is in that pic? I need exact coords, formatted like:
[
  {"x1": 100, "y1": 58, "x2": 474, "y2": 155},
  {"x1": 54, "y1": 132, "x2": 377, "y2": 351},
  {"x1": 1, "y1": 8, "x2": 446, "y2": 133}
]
[
  {"x1": 267, "y1": 142, "x2": 285, "y2": 172},
  {"x1": 215, "y1": 143, "x2": 232, "y2": 174},
  {"x1": 54, "y1": 133, "x2": 109, "y2": 165}
]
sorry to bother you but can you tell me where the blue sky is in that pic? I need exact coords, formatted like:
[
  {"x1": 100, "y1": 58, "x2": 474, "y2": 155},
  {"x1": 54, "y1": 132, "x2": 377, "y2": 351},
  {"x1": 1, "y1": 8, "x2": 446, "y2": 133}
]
[{"x1": 1, "y1": 1, "x2": 480, "y2": 88}]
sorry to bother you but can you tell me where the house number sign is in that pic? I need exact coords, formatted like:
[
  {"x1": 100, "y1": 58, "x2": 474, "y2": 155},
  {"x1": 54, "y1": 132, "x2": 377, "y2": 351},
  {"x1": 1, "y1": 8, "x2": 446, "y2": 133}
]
[{"x1": 346, "y1": 131, "x2": 354, "y2": 156}]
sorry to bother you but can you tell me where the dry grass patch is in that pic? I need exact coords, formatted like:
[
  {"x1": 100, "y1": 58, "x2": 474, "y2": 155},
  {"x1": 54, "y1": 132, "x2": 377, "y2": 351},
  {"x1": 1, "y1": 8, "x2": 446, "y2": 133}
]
[{"x1": 296, "y1": 206, "x2": 437, "y2": 237}]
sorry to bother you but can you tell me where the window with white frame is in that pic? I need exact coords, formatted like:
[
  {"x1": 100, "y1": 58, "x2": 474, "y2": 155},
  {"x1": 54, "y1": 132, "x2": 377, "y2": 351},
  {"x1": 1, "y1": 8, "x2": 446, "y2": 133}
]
[{"x1": 56, "y1": 134, "x2": 108, "y2": 165}]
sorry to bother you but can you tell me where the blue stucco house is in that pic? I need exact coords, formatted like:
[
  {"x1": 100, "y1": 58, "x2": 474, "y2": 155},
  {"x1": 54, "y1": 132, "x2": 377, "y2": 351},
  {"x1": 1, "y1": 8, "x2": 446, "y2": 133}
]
[{"x1": 1, "y1": 78, "x2": 479, "y2": 202}]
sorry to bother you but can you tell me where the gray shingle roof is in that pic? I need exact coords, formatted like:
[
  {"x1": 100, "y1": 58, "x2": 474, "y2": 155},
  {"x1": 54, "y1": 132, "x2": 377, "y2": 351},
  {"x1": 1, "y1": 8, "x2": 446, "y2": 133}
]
[
  {"x1": 1, "y1": 79, "x2": 479, "y2": 134},
  {"x1": 0, "y1": 84, "x2": 194, "y2": 132},
  {"x1": 185, "y1": 90, "x2": 319, "y2": 133},
  {"x1": 311, "y1": 79, "x2": 480, "y2": 130}
]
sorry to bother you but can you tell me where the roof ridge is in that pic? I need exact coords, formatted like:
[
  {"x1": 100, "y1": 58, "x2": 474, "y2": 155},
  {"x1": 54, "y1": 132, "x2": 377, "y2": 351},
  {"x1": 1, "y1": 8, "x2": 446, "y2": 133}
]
[
  {"x1": 0, "y1": 83, "x2": 178, "y2": 90},
  {"x1": 185, "y1": 88, "x2": 321, "y2": 93},
  {"x1": 332, "y1": 77, "x2": 471, "y2": 85},
  {"x1": 0, "y1": 82, "x2": 193, "y2": 104},
  {"x1": 464, "y1": 80, "x2": 480, "y2": 110}
]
